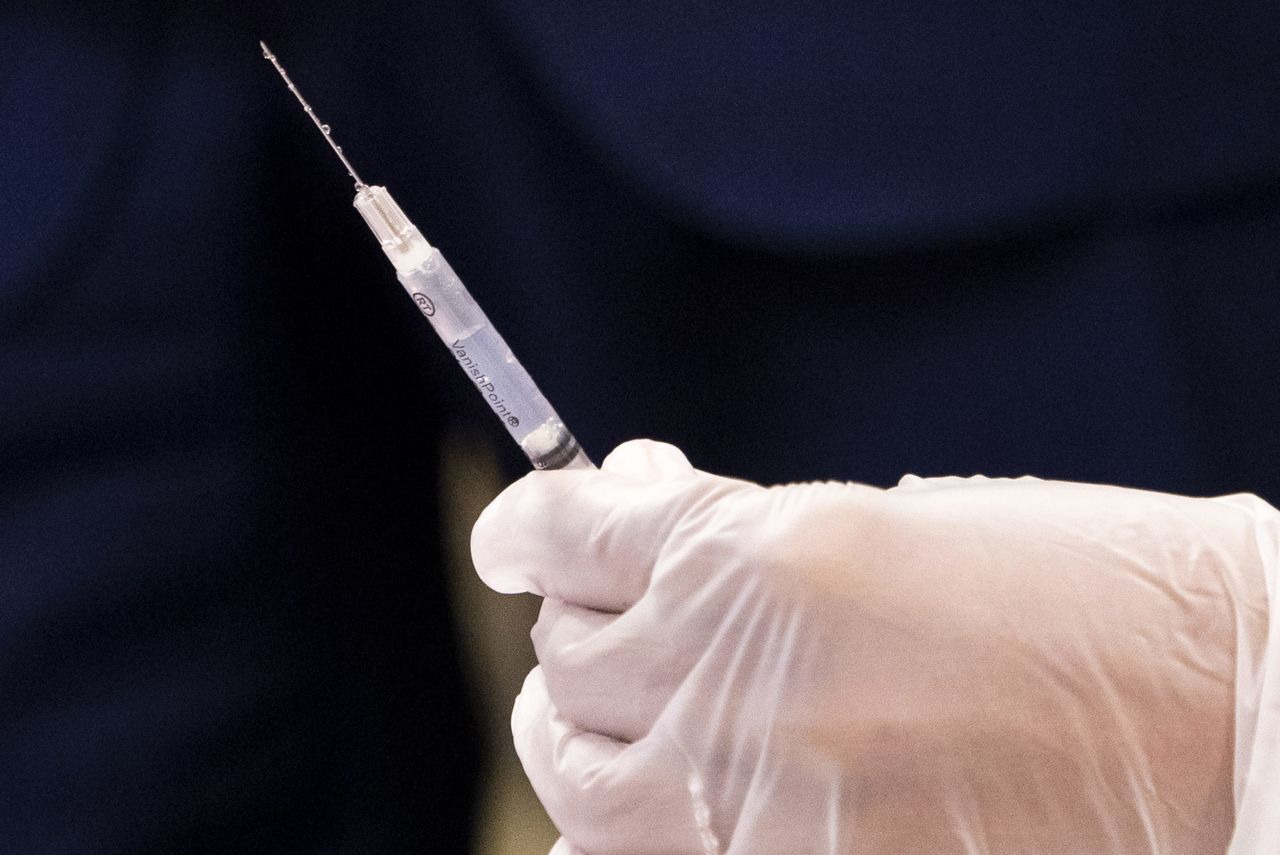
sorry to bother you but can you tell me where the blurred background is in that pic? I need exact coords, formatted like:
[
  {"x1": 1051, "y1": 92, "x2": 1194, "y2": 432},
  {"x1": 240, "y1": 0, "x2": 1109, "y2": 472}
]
[{"x1": 2, "y1": 0, "x2": 1278, "y2": 852}]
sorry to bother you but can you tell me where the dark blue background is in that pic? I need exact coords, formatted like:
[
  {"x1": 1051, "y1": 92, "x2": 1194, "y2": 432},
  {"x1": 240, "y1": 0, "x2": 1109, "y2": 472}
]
[
  {"x1": 408, "y1": 0, "x2": 1280, "y2": 493},
  {"x1": 2, "y1": 0, "x2": 1278, "y2": 851}
]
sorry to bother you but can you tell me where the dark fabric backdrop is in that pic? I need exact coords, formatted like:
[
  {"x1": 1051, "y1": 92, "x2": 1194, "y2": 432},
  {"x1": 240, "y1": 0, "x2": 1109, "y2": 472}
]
[
  {"x1": 402, "y1": 0, "x2": 1280, "y2": 495},
  {"x1": 2, "y1": 3, "x2": 477, "y2": 852},
  {"x1": 2, "y1": 0, "x2": 1278, "y2": 852}
]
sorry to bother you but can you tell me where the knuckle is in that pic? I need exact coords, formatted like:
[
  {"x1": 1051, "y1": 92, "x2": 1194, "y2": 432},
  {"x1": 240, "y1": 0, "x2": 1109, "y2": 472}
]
[{"x1": 746, "y1": 484, "x2": 886, "y2": 601}]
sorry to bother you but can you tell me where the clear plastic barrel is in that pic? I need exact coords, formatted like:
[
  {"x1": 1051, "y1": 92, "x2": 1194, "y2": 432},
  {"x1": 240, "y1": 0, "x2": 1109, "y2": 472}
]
[{"x1": 396, "y1": 251, "x2": 591, "y2": 470}]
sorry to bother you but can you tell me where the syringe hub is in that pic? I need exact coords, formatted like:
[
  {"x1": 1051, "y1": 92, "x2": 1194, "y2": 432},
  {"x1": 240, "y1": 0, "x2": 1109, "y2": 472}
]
[{"x1": 353, "y1": 185, "x2": 434, "y2": 273}]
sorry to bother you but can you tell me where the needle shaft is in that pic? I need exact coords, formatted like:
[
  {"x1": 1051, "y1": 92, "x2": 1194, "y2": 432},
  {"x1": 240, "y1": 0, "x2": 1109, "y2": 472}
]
[{"x1": 260, "y1": 40, "x2": 367, "y2": 190}]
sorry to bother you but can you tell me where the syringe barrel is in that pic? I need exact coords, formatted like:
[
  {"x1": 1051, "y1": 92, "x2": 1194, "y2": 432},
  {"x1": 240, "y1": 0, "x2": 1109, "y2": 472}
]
[{"x1": 396, "y1": 251, "x2": 593, "y2": 470}]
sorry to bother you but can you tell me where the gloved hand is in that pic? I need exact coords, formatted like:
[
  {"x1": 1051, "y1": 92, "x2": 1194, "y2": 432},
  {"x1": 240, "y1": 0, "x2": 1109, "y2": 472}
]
[{"x1": 472, "y1": 440, "x2": 1279, "y2": 854}]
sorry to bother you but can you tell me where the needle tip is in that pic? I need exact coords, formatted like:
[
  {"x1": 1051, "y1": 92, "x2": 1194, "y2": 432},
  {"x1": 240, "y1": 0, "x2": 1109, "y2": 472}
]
[{"x1": 259, "y1": 40, "x2": 273, "y2": 60}]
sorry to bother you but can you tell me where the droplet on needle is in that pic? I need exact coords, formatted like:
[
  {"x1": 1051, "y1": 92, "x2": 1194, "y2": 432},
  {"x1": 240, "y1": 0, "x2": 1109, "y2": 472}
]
[{"x1": 259, "y1": 40, "x2": 367, "y2": 190}]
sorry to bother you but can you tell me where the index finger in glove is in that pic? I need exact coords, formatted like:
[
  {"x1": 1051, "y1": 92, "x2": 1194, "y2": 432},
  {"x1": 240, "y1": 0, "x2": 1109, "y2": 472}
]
[{"x1": 472, "y1": 440, "x2": 759, "y2": 612}]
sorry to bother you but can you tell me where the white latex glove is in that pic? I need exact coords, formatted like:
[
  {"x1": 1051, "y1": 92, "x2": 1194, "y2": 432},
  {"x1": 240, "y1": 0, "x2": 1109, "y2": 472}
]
[{"x1": 472, "y1": 440, "x2": 1280, "y2": 854}]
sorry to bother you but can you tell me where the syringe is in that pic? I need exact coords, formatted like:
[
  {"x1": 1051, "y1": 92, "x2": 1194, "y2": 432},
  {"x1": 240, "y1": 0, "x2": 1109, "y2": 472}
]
[{"x1": 261, "y1": 42, "x2": 592, "y2": 470}]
